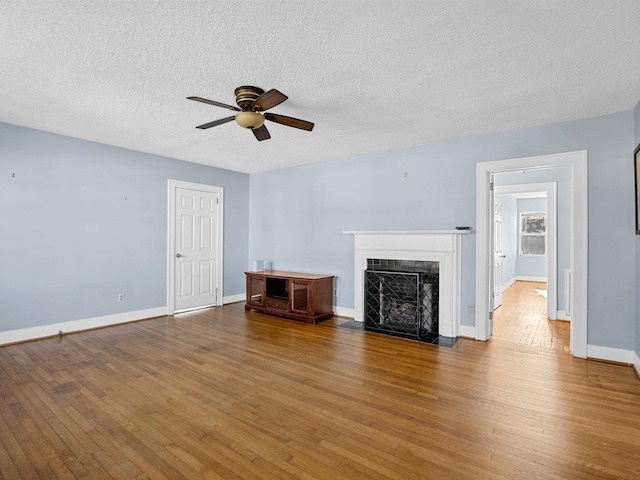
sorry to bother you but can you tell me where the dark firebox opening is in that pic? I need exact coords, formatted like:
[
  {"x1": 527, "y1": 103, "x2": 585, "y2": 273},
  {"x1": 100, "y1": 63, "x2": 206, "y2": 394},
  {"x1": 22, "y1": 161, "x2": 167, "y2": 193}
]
[{"x1": 364, "y1": 259, "x2": 439, "y2": 343}]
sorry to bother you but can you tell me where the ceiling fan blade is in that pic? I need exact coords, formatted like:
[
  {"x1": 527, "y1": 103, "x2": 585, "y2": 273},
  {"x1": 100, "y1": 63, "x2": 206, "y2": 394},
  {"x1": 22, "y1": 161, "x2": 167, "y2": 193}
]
[
  {"x1": 252, "y1": 124, "x2": 271, "y2": 141},
  {"x1": 196, "y1": 116, "x2": 235, "y2": 129},
  {"x1": 251, "y1": 89, "x2": 288, "y2": 111},
  {"x1": 187, "y1": 96, "x2": 240, "y2": 112},
  {"x1": 264, "y1": 112, "x2": 314, "y2": 131}
]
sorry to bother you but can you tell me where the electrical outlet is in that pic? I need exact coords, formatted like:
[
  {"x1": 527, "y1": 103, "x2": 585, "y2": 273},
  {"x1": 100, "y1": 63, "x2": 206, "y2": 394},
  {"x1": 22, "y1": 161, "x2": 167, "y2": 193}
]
[
  {"x1": 468, "y1": 305, "x2": 475, "y2": 314},
  {"x1": 333, "y1": 288, "x2": 338, "y2": 297},
  {"x1": 118, "y1": 293, "x2": 125, "y2": 303}
]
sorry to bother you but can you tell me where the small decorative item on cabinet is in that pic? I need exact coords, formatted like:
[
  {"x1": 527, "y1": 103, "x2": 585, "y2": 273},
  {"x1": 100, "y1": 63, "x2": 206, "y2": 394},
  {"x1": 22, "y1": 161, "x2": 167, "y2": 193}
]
[{"x1": 244, "y1": 271, "x2": 334, "y2": 324}]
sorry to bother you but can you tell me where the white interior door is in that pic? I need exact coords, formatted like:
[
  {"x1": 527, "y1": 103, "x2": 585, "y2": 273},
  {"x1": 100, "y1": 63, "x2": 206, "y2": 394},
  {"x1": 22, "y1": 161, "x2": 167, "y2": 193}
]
[
  {"x1": 487, "y1": 177, "x2": 495, "y2": 336},
  {"x1": 493, "y1": 196, "x2": 504, "y2": 309},
  {"x1": 169, "y1": 181, "x2": 223, "y2": 313}
]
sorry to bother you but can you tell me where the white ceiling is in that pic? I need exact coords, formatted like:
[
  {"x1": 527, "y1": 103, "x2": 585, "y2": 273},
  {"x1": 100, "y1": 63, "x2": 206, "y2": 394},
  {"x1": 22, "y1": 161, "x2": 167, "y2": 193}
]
[{"x1": 1, "y1": 1, "x2": 639, "y2": 174}]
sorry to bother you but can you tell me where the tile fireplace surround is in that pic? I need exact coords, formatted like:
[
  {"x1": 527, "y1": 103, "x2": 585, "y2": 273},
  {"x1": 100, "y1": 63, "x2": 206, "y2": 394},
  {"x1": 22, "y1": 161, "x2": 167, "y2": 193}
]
[{"x1": 343, "y1": 230, "x2": 469, "y2": 338}]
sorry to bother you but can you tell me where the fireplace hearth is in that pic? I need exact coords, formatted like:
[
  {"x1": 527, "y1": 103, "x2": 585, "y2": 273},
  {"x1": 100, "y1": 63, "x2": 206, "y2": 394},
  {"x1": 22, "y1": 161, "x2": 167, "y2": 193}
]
[{"x1": 365, "y1": 259, "x2": 439, "y2": 342}]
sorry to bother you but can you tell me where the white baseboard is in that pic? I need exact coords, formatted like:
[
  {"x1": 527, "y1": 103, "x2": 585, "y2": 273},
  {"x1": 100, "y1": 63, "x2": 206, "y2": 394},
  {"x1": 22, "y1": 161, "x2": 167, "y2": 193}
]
[
  {"x1": 502, "y1": 276, "x2": 516, "y2": 291},
  {"x1": 502, "y1": 276, "x2": 545, "y2": 291},
  {"x1": 634, "y1": 352, "x2": 640, "y2": 379},
  {"x1": 516, "y1": 275, "x2": 547, "y2": 283},
  {"x1": 0, "y1": 307, "x2": 167, "y2": 346},
  {"x1": 587, "y1": 344, "x2": 635, "y2": 365},
  {"x1": 223, "y1": 293, "x2": 245, "y2": 304},
  {"x1": 459, "y1": 324, "x2": 476, "y2": 338},
  {"x1": 556, "y1": 310, "x2": 571, "y2": 321},
  {"x1": 334, "y1": 305, "x2": 354, "y2": 318}
]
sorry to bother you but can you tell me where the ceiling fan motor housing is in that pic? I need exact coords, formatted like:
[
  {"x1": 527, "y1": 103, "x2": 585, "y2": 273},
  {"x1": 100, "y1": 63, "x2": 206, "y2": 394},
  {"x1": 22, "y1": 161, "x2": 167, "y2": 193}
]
[{"x1": 234, "y1": 86, "x2": 265, "y2": 108}]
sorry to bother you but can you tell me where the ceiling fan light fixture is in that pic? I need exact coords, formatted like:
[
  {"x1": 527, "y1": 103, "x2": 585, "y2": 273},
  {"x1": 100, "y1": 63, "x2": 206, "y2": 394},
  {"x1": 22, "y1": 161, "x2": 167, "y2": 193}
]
[{"x1": 235, "y1": 111, "x2": 265, "y2": 129}]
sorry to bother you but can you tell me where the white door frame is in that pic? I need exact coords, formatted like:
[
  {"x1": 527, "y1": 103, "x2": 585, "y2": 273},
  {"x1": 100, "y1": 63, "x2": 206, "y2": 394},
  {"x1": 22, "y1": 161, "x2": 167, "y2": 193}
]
[
  {"x1": 494, "y1": 182, "x2": 557, "y2": 321},
  {"x1": 167, "y1": 180, "x2": 224, "y2": 315},
  {"x1": 476, "y1": 151, "x2": 588, "y2": 358}
]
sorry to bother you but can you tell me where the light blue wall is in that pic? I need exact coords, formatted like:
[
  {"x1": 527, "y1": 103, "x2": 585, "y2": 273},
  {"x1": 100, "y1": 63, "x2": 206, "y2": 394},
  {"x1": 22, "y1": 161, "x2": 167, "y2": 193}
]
[
  {"x1": 0, "y1": 122, "x2": 249, "y2": 332},
  {"x1": 249, "y1": 110, "x2": 637, "y2": 349},
  {"x1": 515, "y1": 198, "x2": 547, "y2": 279},
  {"x1": 497, "y1": 194, "x2": 517, "y2": 287},
  {"x1": 2, "y1": 108, "x2": 637, "y2": 352}
]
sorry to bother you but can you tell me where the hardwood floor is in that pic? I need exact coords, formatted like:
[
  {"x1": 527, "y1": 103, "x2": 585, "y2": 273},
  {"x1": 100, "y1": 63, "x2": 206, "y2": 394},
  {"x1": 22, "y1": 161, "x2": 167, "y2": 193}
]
[
  {"x1": 492, "y1": 280, "x2": 570, "y2": 352},
  {"x1": 1, "y1": 303, "x2": 639, "y2": 479}
]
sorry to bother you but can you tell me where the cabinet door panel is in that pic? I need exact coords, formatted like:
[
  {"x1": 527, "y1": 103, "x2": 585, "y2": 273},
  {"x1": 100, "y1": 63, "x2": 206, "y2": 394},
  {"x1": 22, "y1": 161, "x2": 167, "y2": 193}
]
[
  {"x1": 291, "y1": 280, "x2": 311, "y2": 314},
  {"x1": 247, "y1": 276, "x2": 265, "y2": 307}
]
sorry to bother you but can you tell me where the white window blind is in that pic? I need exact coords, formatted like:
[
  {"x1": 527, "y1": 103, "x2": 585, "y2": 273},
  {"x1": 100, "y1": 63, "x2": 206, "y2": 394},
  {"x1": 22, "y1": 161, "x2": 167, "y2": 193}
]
[{"x1": 520, "y1": 212, "x2": 546, "y2": 255}]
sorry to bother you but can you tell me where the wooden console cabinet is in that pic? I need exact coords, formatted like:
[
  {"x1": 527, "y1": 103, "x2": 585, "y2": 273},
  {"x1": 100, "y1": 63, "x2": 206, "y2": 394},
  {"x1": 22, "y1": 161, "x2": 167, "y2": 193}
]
[{"x1": 245, "y1": 270, "x2": 334, "y2": 324}]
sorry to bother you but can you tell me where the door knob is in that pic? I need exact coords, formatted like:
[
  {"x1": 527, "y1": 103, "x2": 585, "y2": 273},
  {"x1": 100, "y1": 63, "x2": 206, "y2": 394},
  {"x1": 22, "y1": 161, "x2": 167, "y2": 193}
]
[{"x1": 176, "y1": 254, "x2": 182, "y2": 258}]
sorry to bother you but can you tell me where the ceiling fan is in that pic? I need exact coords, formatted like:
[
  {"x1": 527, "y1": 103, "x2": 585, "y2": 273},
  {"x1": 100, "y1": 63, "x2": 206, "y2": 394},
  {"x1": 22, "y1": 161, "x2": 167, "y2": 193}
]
[{"x1": 187, "y1": 86, "x2": 314, "y2": 141}]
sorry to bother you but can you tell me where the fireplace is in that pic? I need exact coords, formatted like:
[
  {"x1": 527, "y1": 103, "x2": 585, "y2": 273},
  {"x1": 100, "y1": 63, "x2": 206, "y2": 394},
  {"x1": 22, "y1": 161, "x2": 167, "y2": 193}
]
[
  {"x1": 343, "y1": 230, "x2": 468, "y2": 338},
  {"x1": 365, "y1": 259, "x2": 439, "y2": 342}
]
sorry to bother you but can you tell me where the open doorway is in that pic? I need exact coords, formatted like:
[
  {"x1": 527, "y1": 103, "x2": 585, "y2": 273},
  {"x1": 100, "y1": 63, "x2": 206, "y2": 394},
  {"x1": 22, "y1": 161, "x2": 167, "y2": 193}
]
[
  {"x1": 475, "y1": 150, "x2": 588, "y2": 358},
  {"x1": 490, "y1": 180, "x2": 569, "y2": 352}
]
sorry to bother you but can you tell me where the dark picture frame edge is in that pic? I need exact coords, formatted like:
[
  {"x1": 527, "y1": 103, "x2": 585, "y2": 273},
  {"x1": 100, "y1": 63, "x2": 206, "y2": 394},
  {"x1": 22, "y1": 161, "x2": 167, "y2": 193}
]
[{"x1": 635, "y1": 143, "x2": 640, "y2": 234}]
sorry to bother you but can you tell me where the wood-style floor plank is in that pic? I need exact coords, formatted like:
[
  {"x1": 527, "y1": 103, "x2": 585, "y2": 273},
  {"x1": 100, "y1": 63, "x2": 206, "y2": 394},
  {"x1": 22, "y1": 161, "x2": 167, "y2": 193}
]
[
  {"x1": 1, "y1": 302, "x2": 639, "y2": 479},
  {"x1": 493, "y1": 280, "x2": 570, "y2": 351}
]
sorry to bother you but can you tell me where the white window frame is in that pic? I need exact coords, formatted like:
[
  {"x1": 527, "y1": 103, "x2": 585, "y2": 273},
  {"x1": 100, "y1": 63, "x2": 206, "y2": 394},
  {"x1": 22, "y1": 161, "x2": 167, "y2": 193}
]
[{"x1": 519, "y1": 211, "x2": 546, "y2": 256}]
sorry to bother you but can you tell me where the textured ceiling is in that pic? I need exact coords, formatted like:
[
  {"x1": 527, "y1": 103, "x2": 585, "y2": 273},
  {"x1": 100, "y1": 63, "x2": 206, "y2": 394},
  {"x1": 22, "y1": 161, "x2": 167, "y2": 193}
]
[{"x1": 1, "y1": 1, "x2": 639, "y2": 174}]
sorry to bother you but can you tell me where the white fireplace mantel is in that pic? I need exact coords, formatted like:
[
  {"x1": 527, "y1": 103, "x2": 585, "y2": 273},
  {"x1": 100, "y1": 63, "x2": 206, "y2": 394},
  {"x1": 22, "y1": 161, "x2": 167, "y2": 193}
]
[{"x1": 343, "y1": 230, "x2": 469, "y2": 338}]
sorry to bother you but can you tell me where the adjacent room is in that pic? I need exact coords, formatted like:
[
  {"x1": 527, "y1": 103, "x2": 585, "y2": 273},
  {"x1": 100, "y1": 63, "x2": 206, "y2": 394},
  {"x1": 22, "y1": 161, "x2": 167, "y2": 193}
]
[{"x1": 1, "y1": 1, "x2": 640, "y2": 478}]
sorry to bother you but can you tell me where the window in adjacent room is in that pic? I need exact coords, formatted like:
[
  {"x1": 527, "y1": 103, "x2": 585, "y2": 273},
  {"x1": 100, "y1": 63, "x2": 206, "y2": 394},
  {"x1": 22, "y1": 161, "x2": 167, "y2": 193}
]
[{"x1": 520, "y1": 212, "x2": 546, "y2": 255}]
